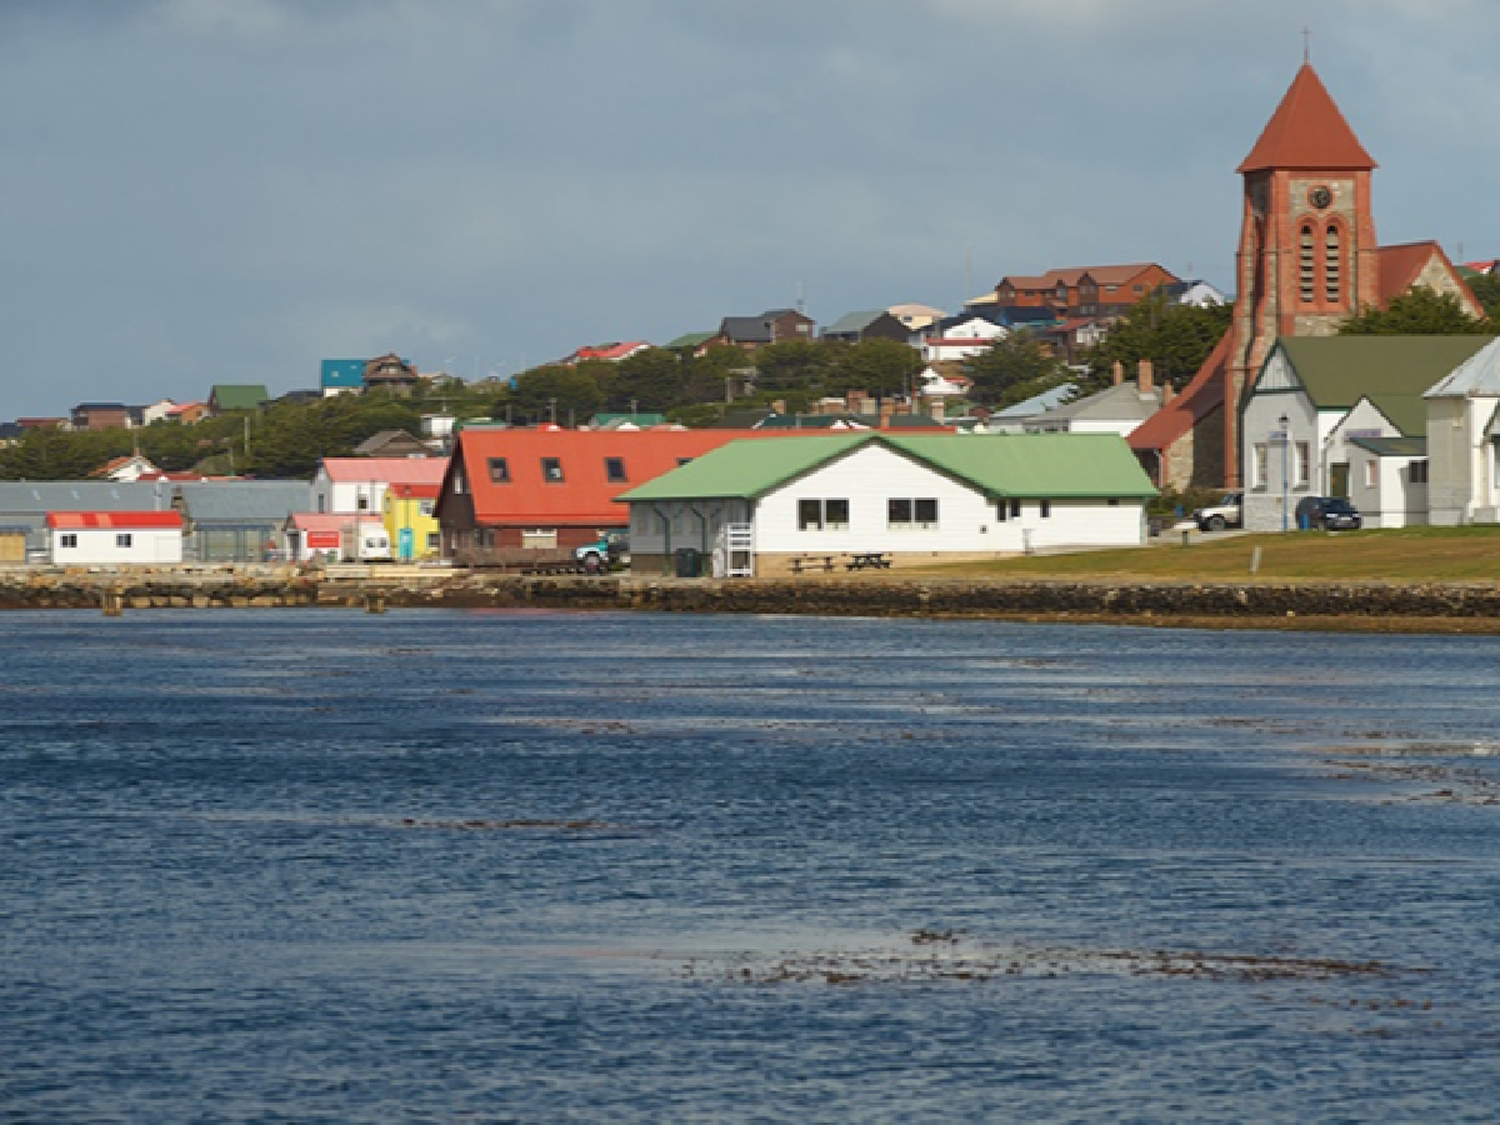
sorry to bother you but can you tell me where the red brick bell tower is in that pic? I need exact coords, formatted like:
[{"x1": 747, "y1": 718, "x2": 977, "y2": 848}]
[{"x1": 1223, "y1": 62, "x2": 1379, "y2": 486}]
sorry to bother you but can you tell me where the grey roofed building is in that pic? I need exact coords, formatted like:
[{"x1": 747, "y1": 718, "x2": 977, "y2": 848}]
[
  {"x1": 719, "y1": 315, "x2": 773, "y2": 345},
  {"x1": 0, "y1": 479, "x2": 313, "y2": 562},
  {"x1": 820, "y1": 310, "x2": 911, "y2": 344},
  {"x1": 1023, "y1": 379, "x2": 1163, "y2": 435}
]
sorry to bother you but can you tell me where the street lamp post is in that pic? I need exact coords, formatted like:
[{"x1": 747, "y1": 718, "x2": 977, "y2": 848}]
[{"x1": 1279, "y1": 412, "x2": 1290, "y2": 532}]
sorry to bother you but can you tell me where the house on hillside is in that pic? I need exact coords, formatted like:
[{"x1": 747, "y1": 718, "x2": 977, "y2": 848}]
[
  {"x1": 1024, "y1": 363, "x2": 1165, "y2": 437},
  {"x1": 71, "y1": 403, "x2": 140, "y2": 431},
  {"x1": 821, "y1": 310, "x2": 912, "y2": 345},
  {"x1": 433, "y1": 427, "x2": 792, "y2": 562},
  {"x1": 89, "y1": 454, "x2": 162, "y2": 482},
  {"x1": 620, "y1": 432, "x2": 1155, "y2": 577},
  {"x1": 363, "y1": 354, "x2": 420, "y2": 396},
  {"x1": 1240, "y1": 336, "x2": 1490, "y2": 531},
  {"x1": 983, "y1": 263, "x2": 1180, "y2": 319},
  {"x1": 921, "y1": 317, "x2": 1007, "y2": 363},
  {"x1": 321, "y1": 359, "x2": 367, "y2": 397},
  {"x1": 47, "y1": 511, "x2": 183, "y2": 565},
  {"x1": 713, "y1": 308, "x2": 816, "y2": 350},
  {"x1": 563, "y1": 342, "x2": 651, "y2": 364},
  {"x1": 353, "y1": 430, "x2": 430, "y2": 458},
  {"x1": 208, "y1": 385, "x2": 269, "y2": 415}
]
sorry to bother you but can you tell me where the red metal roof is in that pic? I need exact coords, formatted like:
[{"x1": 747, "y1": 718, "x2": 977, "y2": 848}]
[
  {"x1": 449, "y1": 429, "x2": 785, "y2": 527},
  {"x1": 287, "y1": 513, "x2": 384, "y2": 532},
  {"x1": 320, "y1": 457, "x2": 449, "y2": 485},
  {"x1": 389, "y1": 482, "x2": 441, "y2": 499},
  {"x1": 1128, "y1": 333, "x2": 1232, "y2": 454},
  {"x1": 46, "y1": 511, "x2": 184, "y2": 529},
  {"x1": 1237, "y1": 63, "x2": 1376, "y2": 173}
]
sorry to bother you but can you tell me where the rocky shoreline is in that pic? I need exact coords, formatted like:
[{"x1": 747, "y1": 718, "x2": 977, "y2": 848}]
[{"x1": 5, "y1": 567, "x2": 1500, "y2": 632}]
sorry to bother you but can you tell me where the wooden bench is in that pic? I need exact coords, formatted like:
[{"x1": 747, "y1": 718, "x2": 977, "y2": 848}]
[
  {"x1": 789, "y1": 555, "x2": 837, "y2": 575},
  {"x1": 846, "y1": 551, "x2": 892, "y2": 571}
]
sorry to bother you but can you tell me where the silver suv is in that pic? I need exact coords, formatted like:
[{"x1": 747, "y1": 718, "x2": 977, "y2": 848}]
[{"x1": 1193, "y1": 492, "x2": 1243, "y2": 532}]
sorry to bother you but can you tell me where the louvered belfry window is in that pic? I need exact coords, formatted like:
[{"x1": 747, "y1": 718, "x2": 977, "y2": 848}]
[
  {"x1": 1324, "y1": 224, "x2": 1342, "y2": 304},
  {"x1": 1299, "y1": 224, "x2": 1316, "y2": 303}
]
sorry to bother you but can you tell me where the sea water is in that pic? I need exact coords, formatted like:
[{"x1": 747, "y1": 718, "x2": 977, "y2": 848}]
[{"x1": 4, "y1": 609, "x2": 1500, "y2": 1122}]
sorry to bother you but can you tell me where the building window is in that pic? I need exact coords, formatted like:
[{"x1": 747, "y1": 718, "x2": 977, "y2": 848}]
[
  {"x1": 488, "y1": 457, "x2": 510, "y2": 483},
  {"x1": 1365, "y1": 460, "x2": 1378, "y2": 488},
  {"x1": 521, "y1": 529, "x2": 558, "y2": 549},
  {"x1": 419, "y1": 500, "x2": 434, "y2": 516},
  {"x1": 1009, "y1": 498, "x2": 1022, "y2": 519},
  {"x1": 426, "y1": 532, "x2": 441, "y2": 550},
  {"x1": 798, "y1": 498, "x2": 849, "y2": 531},
  {"x1": 1324, "y1": 224, "x2": 1342, "y2": 304},
  {"x1": 1295, "y1": 442, "x2": 1311, "y2": 488},
  {"x1": 996, "y1": 500, "x2": 1008, "y2": 522},
  {"x1": 1040, "y1": 499, "x2": 1051, "y2": 518},
  {"x1": 1252, "y1": 443, "x2": 1269, "y2": 490},
  {"x1": 357, "y1": 493, "x2": 370, "y2": 511},
  {"x1": 317, "y1": 495, "x2": 326, "y2": 513},
  {"x1": 60, "y1": 533, "x2": 77, "y2": 548},
  {"x1": 605, "y1": 457, "x2": 627, "y2": 483},
  {"x1": 1300, "y1": 223, "x2": 1316, "y2": 303},
  {"x1": 888, "y1": 498, "x2": 939, "y2": 529},
  {"x1": 1410, "y1": 459, "x2": 1429, "y2": 484},
  {"x1": 677, "y1": 457, "x2": 694, "y2": 467},
  {"x1": 541, "y1": 457, "x2": 563, "y2": 482},
  {"x1": 116, "y1": 533, "x2": 132, "y2": 548}
]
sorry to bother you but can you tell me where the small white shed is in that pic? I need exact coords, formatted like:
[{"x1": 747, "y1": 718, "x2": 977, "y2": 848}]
[{"x1": 47, "y1": 511, "x2": 184, "y2": 565}]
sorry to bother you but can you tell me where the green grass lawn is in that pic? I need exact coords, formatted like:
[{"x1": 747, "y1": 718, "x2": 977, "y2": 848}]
[{"x1": 912, "y1": 526, "x2": 1500, "y2": 583}]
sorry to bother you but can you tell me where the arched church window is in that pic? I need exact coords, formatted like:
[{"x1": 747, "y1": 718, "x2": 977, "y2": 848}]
[
  {"x1": 1324, "y1": 224, "x2": 1342, "y2": 304},
  {"x1": 1299, "y1": 224, "x2": 1316, "y2": 303}
]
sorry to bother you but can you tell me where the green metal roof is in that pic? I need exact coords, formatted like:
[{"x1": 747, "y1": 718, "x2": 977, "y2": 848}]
[
  {"x1": 1349, "y1": 436, "x2": 1427, "y2": 457},
  {"x1": 1361, "y1": 393, "x2": 1427, "y2": 437},
  {"x1": 1275, "y1": 336, "x2": 1493, "y2": 413},
  {"x1": 664, "y1": 332, "x2": 716, "y2": 348},
  {"x1": 209, "y1": 384, "x2": 270, "y2": 411},
  {"x1": 619, "y1": 433, "x2": 1157, "y2": 502}
]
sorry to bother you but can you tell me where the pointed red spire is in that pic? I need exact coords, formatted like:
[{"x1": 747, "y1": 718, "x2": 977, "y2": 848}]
[{"x1": 1237, "y1": 63, "x2": 1376, "y2": 173}]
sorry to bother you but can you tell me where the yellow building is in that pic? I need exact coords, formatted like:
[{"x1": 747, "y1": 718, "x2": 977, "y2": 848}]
[{"x1": 383, "y1": 483, "x2": 442, "y2": 561}]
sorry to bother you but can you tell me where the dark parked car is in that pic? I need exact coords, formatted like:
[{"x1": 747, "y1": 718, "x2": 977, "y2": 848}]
[{"x1": 1294, "y1": 496, "x2": 1362, "y2": 531}]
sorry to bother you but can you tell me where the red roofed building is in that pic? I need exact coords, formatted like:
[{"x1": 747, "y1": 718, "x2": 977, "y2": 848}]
[
  {"x1": 46, "y1": 510, "x2": 184, "y2": 565},
  {"x1": 987, "y1": 264, "x2": 1179, "y2": 318},
  {"x1": 1131, "y1": 61, "x2": 1481, "y2": 490},
  {"x1": 312, "y1": 456, "x2": 449, "y2": 517},
  {"x1": 436, "y1": 428, "x2": 784, "y2": 561},
  {"x1": 564, "y1": 341, "x2": 652, "y2": 364}
]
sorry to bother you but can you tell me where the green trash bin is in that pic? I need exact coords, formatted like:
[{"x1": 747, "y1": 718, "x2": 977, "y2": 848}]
[{"x1": 673, "y1": 547, "x2": 702, "y2": 578}]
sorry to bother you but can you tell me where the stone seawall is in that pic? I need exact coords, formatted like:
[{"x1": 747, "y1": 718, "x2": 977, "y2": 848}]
[{"x1": 5, "y1": 567, "x2": 1500, "y2": 629}]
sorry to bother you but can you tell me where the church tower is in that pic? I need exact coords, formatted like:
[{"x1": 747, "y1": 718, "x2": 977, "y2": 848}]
[{"x1": 1223, "y1": 63, "x2": 1378, "y2": 486}]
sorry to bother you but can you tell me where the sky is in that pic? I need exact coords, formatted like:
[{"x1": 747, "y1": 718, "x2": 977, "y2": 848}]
[{"x1": 3, "y1": 0, "x2": 1498, "y2": 417}]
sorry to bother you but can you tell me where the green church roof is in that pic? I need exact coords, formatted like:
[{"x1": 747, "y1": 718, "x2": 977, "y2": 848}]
[{"x1": 1275, "y1": 336, "x2": 1493, "y2": 414}]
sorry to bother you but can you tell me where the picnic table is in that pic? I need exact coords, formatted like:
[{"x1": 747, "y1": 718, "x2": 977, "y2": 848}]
[
  {"x1": 846, "y1": 551, "x2": 892, "y2": 571},
  {"x1": 789, "y1": 554, "x2": 837, "y2": 575}
]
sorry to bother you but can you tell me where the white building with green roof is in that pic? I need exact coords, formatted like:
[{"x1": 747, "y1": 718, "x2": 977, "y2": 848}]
[
  {"x1": 619, "y1": 432, "x2": 1156, "y2": 576},
  {"x1": 1241, "y1": 336, "x2": 1493, "y2": 532}
]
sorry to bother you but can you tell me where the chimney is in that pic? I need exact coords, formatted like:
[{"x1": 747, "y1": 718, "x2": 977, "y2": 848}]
[
  {"x1": 1137, "y1": 359, "x2": 1154, "y2": 395},
  {"x1": 1162, "y1": 381, "x2": 1175, "y2": 405},
  {"x1": 1112, "y1": 360, "x2": 1124, "y2": 386},
  {"x1": 879, "y1": 402, "x2": 896, "y2": 429}
]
